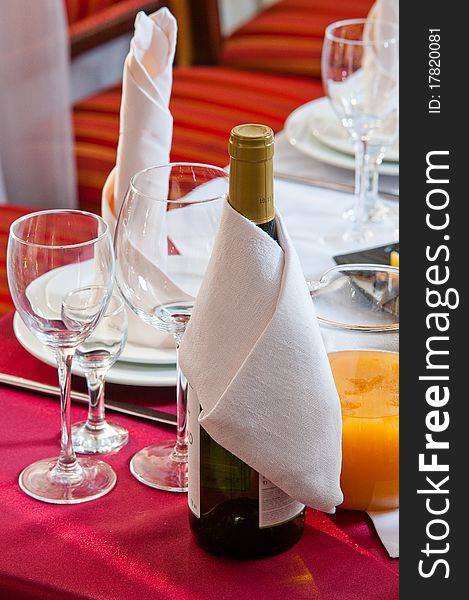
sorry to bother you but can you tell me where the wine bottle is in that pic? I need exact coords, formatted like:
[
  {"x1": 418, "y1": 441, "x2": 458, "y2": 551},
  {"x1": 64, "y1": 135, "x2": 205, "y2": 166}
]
[{"x1": 188, "y1": 124, "x2": 306, "y2": 559}]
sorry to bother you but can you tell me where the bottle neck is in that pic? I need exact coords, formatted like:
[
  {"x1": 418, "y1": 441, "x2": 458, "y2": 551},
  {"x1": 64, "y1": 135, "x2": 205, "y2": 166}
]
[{"x1": 228, "y1": 156, "x2": 274, "y2": 225}]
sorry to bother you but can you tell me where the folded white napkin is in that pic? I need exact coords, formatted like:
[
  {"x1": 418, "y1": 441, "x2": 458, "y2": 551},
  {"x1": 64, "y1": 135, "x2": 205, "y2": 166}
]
[
  {"x1": 102, "y1": 7, "x2": 176, "y2": 227},
  {"x1": 368, "y1": 0, "x2": 399, "y2": 30},
  {"x1": 363, "y1": 0, "x2": 399, "y2": 111},
  {"x1": 368, "y1": 509, "x2": 399, "y2": 558},
  {"x1": 179, "y1": 201, "x2": 343, "y2": 512},
  {"x1": 101, "y1": 7, "x2": 177, "y2": 348}
]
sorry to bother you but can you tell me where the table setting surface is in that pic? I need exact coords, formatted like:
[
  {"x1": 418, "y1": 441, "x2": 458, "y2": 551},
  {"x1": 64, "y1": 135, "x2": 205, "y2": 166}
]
[
  {"x1": 0, "y1": 138, "x2": 399, "y2": 597},
  {"x1": 0, "y1": 308, "x2": 398, "y2": 600},
  {"x1": 0, "y1": 5, "x2": 399, "y2": 594}
]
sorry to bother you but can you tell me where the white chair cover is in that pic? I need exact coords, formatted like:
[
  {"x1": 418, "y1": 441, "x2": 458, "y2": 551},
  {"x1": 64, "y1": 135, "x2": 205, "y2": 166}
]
[{"x1": 0, "y1": 0, "x2": 76, "y2": 208}]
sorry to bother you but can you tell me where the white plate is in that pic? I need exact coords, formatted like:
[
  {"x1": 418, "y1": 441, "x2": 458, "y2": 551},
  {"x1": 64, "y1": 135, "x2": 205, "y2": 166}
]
[
  {"x1": 285, "y1": 100, "x2": 399, "y2": 176},
  {"x1": 118, "y1": 340, "x2": 175, "y2": 365},
  {"x1": 306, "y1": 97, "x2": 399, "y2": 162},
  {"x1": 14, "y1": 313, "x2": 177, "y2": 387},
  {"x1": 24, "y1": 261, "x2": 176, "y2": 366}
]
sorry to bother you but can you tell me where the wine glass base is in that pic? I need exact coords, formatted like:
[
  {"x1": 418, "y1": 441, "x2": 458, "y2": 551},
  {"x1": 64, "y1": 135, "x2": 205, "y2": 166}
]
[
  {"x1": 72, "y1": 420, "x2": 129, "y2": 454},
  {"x1": 130, "y1": 441, "x2": 188, "y2": 492},
  {"x1": 343, "y1": 200, "x2": 397, "y2": 224},
  {"x1": 319, "y1": 225, "x2": 374, "y2": 249},
  {"x1": 18, "y1": 457, "x2": 116, "y2": 504},
  {"x1": 366, "y1": 200, "x2": 397, "y2": 224}
]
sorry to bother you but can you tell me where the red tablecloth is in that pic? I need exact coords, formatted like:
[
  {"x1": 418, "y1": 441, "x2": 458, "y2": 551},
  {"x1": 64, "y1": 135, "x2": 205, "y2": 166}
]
[{"x1": 0, "y1": 312, "x2": 398, "y2": 599}]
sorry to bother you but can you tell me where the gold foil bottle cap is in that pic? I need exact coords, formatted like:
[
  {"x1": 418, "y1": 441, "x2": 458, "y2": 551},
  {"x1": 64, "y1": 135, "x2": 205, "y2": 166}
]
[
  {"x1": 229, "y1": 124, "x2": 274, "y2": 162},
  {"x1": 228, "y1": 123, "x2": 275, "y2": 225}
]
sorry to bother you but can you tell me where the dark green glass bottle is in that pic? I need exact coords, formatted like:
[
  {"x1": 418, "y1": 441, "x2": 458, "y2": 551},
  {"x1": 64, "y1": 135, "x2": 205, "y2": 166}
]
[{"x1": 188, "y1": 124, "x2": 306, "y2": 559}]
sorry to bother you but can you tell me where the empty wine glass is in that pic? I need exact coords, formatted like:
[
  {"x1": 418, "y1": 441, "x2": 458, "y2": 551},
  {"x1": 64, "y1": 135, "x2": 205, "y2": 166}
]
[
  {"x1": 70, "y1": 293, "x2": 129, "y2": 454},
  {"x1": 114, "y1": 163, "x2": 227, "y2": 492},
  {"x1": 342, "y1": 144, "x2": 396, "y2": 224},
  {"x1": 321, "y1": 18, "x2": 399, "y2": 245},
  {"x1": 7, "y1": 210, "x2": 115, "y2": 504}
]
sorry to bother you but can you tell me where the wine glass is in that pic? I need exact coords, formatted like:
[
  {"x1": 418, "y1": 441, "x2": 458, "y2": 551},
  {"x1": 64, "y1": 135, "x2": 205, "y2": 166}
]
[
  {"x1": 70, "y1": 293, "x2": 129, "y2": 454},
  {"x1": 321, "y1": 18, "x2": 399, "y2": 245},
  {"x1": 114, "y1": 163, "x2": 227, "y2": 492},
  {"x1": 7, "y1": 210, "x2": 115, "y2": 504},
  {"x1": 342, "y1": 143, "x2": 397, "y2": 225}
]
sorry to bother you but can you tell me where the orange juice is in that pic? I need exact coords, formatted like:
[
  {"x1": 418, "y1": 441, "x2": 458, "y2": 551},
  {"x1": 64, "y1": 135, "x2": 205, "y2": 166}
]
[{"x1": 329, "y1": 350, "x2": 399, "y2": 511}]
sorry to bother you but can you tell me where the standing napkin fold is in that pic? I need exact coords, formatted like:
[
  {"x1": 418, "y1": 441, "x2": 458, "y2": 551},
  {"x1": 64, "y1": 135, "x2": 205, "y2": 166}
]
[
  {"x1": 102, "y1": 7, "x2": 177, "y2": 228},
  {"x1": 101, "y1": 7, "x2": 177, "y2": 348},
  {"x1": 363, "y1": 0, "x2": 399, "y2": 113},
  {"x1": 179, "y1": 201, "x2": 343, "y2": 512}
]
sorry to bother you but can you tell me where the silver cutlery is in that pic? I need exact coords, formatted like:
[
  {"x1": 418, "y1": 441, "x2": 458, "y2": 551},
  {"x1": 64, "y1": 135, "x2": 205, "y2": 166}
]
[
  {"x1": 274, "y1": 172, "x2": 399, "y2": 201},
  {"x1": 0, "y1": 372, "x2": 177, "y2": 427}
]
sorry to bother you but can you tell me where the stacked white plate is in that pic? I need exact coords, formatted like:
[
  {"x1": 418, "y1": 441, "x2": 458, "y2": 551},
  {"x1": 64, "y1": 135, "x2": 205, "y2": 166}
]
[
  {"x1": 13, "y1": 255, "x2": 183, "y2": 386},
  {"x1": 284, "y1": 97, "x2": 399, "y2": 176},
  {"x1": 14, "y1": 313, "x2": 177, "y2": 387}
]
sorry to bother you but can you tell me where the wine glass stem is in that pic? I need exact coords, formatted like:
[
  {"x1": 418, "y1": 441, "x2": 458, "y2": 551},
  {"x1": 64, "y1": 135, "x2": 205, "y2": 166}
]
[
  {"x1": 172, "y1": 344, "x2": 188, "y2": 461},
  {"x1": 55, "y1": 348, "x2": 79, "y2": 472},
  {"x1": 363, "y1": 146, "x2": 381, "y2": 216},
  {"x1": 353, "y1": 139, "x2": 370, "y2": 234},
  {"x1": 86, "y1": 370, "x2": 106, "y2": 429}
]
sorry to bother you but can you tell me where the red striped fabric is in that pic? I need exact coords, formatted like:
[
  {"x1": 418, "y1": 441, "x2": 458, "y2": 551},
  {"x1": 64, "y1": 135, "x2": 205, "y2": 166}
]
[
  {"x1": 221, "y1": 0, "x2": 374, "y2": 77},
  {"x1": 73, "y1": 66, "x2": 323, "y2": 215},
  {"x1": 64, "y1": 0, "x2": 121, "y2": 25},
  {"x1": 0, "y1": 205, "x2": 39, "y2": 315},
  {"x1": 3, "y1": 66, "x2": 320, "y2": 314},
  {"x1": 0, "y1": 1, "x2": 370, "y2": 315}
]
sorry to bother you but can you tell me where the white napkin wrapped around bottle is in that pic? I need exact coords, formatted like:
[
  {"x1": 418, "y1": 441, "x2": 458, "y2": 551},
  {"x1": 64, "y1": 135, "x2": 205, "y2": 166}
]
[
  {"x1": 101, "y1": 7, "x2": 177, "y2": 347},
  {"x1": 179, "y1": 201, "x2": 343, "y2": 512}
]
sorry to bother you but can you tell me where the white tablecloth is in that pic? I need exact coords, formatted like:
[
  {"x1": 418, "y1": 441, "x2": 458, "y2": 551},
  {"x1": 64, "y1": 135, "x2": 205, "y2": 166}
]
[
  {"x1": 273, "y1": 131, "x2": 399, "y2": 558},
  {"x1": 273, "y1": 130, "x2": 399, "y2": 281},
  {"x1": 274, "y1": 130, "x2": 399, "y2": 195}
]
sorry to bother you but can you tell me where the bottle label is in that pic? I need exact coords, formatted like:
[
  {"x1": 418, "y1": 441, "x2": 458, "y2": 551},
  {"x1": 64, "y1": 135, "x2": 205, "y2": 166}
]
[
  {"x1": 188, "y1": 391, "x2": 304, "y2": 526},
  {"x1": 187, "y1": 388, "x2": 200, "y2": 518},
  {"x1": 259, "y1": 475, "x2": 305, "y2": 528}
]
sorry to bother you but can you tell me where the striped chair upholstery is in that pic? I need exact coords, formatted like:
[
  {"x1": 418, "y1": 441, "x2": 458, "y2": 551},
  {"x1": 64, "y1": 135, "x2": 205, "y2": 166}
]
[
  {"x1": 220, "y1": 0, "x2": 374, "y2": 78},
  {"x1": 3, "y1": 0, "x2": 362, "y2": 315},
  {"x1": 74, "y1": 66, "x2": 323, "y2": 215},
  {"x1": 0, "y1": 68, "x2": 321, "y2": 315},
  {"x1": 65, "y1": 0, "x2": 122, "y2": 24},
  {"x1": 65, "y1": 1, "x2": 162, "y2": 59}
]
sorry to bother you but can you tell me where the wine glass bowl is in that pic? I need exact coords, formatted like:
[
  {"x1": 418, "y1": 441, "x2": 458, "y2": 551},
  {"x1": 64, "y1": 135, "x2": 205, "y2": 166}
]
[
  {"x1": 71, "y1": 293, "x2": 129, "y2": 455},
  {"x1": 321, "y1": 18, "x2": 399, "y2": 241},
  {"x1": 115, "y1": 163, "x2": 228, "y2": 492},
  {"x1": 9, "y1": 213, "x2": 113, "y2": 347},
  {"x1": 7, "y1": 210, "x2": 116, "y2": 504},
  {"x1": 61, "y1": 285, "x2": 111, "y2": 339}
]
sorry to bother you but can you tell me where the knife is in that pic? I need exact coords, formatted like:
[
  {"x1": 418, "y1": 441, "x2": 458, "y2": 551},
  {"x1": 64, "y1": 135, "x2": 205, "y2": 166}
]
[
  {"x1": 0, "y1": 372, "x2": 177, "y2": 427},
  {"x1": 274, "y1": 172, "x2": 399, "y2": 202}
]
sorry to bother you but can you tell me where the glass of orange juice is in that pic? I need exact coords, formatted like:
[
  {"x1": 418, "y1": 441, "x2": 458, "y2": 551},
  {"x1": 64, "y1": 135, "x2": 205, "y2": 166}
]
[{"x1": 310, "y1": 264, "x2": 399, "y2": 511}]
